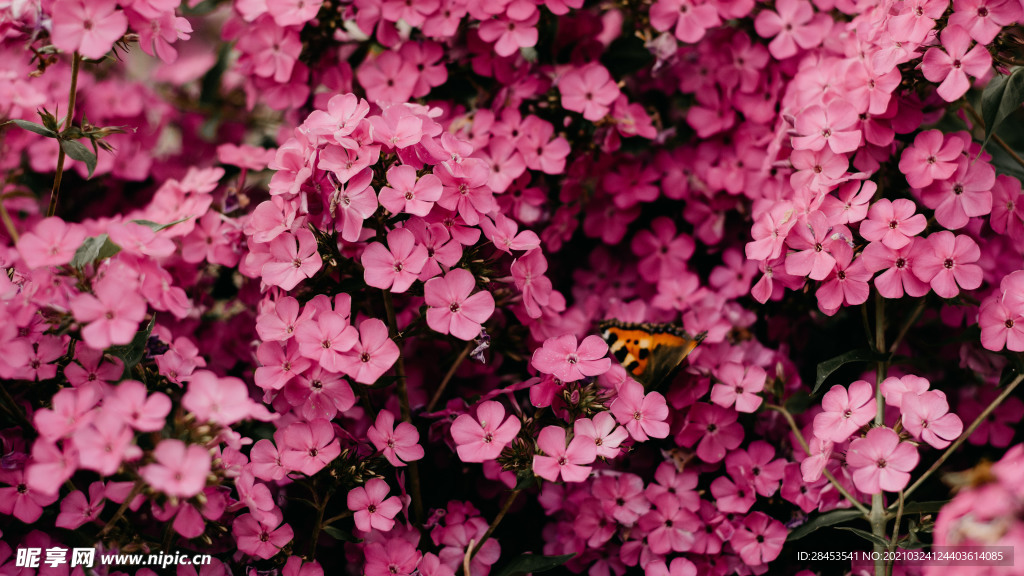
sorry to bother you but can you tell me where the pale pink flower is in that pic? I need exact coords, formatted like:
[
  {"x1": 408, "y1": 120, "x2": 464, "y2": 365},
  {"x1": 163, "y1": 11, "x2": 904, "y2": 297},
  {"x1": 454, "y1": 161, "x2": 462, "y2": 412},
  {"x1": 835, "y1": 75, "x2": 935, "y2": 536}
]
[
  {"x1": 846, "y1": 427, "x2": 919, "y2": 493},
  {"x1": 17, "y1": 217, "x2": 87, "y2": 269},
  {"x1": 348, "y1": 478, "x2": 402, "y2": 532},
  {"x1": 609, "y1": 378, "x2": 670, "y2": 441},
  {"x1": 532, "y1": 425, "x2": 597, "y2": 482},
  {"x1": 812, "y1": 380, "x2": 877, "y2": 443},
  {"x1": 141, "y1": 439, "x2": 211, "y2": 498},
  {"x1": 531, "y1": 334, "x2": 611, "y2": 382},
  {"x1": 336, "y1": 319, "x2": 399, "y2": 385},
  {"x1": 451, "y1": 401, "x2": 521, "y2": 463},
  {"x1": 424, "y1": 269, "x2": 495, "y2": 341},
  {"x1": 362, "y1": 228, "x2": 428, "y2": 293},
  {"x1": 367, "y1": 410, "x2": 424, "y2": 467}
]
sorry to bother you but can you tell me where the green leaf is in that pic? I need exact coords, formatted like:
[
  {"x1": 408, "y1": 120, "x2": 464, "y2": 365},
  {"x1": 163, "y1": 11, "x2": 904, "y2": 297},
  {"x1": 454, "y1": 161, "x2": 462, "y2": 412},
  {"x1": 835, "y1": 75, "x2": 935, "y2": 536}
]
[
  {"x1": 784, "y1": 392, "x2": 814, "y2": 415},
  {"x1": 834, "y1": 526, "x2": 891, "y2": 548},
  {"x1": 981, "y1": 67, "x2": 1024, "y2": 152},
  {"x1": 107, "y1": 315, "x2": 155, "y2": 374},
  {"x1": 71, "y1": 235, "x2": 108, "y2": 269},
  {"x1": 129, "y1": 216, "x2": 192, "y2": 232},
  {"x1": 6, "y1": 119, "x2": 58, "y2": 138},
  {"x1": 787, "y1": 509, "x2": 864, "y2": 541},
  {"x1": 814, "y1": 349, "x2": 877, "y2": 395},
  {"x1": 321, "y1": 526, "x2": 361, "y2": 543},
  {"x1": 514, "y1": 469, "x2": 537, "y2": 491},
  {"x1": 60, "y1": 139, "x2": 97, "y2": 179},
  {"x1": 491, "y1": 554, "x2": 574, "y2": 576}
]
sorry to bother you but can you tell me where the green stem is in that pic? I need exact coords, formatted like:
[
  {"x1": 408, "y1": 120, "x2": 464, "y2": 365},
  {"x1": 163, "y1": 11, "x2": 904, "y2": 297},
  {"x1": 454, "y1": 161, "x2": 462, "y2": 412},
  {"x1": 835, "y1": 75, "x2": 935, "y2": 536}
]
[
  {"x1": 0, "y1": 196, "x2": 18, "y2": 243},
  {"x1": 888, "y1": 491, "x2": 905, "y2": 551},
  {"x1": 98, "y1": 480, "x2": 144, "y2": 538},
  {"x1": 888, "y1": 298, "x2": 925, "y2": 357},
  {"x1": 321, "y1": 509, "x2": 353, "y2": 527},
  {"x1": 469, "y1": 490, "x2": 520, "y2": 560},
  {"x1": 309, "y1": 491, "x2": 330, "y2": 559},
  {"x1": 46, "y1": 52, "x2": 81, "y2": 218},
  {"x1": 765, "y1": 404, "x2": 870, "y2": 515},
  {"x1": 871, "y1": 292, "x2": 887, "y2": 576},
  {"x1": 381, "y1": 289, "x2": 424, "y2": 524},
  {"x1": 897, "y1": 372, "x2": 1024, "y2": 505},
  {"x1": 0, "y1": 383, "x2": 33, "y2": 431},
  {"x1": 426, "y1": 341, "x2": 473, "y2": 412}
]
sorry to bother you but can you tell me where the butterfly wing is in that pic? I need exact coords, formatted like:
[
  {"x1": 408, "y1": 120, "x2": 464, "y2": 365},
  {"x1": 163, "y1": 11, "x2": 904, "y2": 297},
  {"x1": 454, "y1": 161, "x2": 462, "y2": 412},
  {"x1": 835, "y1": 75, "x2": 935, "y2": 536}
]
[{"x1": 600, "y1": 321, "x2": 705, "y2": 388}]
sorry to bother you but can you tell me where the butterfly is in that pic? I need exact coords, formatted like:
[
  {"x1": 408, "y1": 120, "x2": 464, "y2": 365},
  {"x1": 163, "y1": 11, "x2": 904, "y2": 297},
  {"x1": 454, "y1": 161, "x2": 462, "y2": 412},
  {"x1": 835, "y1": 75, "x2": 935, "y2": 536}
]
[{"x1": 599, "y1": 320, "x2": 706, "y2": 389}]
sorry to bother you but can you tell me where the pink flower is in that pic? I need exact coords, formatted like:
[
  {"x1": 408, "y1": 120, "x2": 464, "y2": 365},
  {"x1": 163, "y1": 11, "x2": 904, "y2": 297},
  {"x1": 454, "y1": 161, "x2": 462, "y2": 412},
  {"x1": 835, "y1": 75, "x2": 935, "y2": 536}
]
[
  {"x1": 732, "y1": 512, "x2": 787, "y2": 566},
  {"x1": 948, "y1": 0, "x2": 1022, "y2": 44},
  {"x1": 912, "y1": 231, "x2": 983, "y2": 298},
  {"x1": 55, "y1": 481, "x2": 105, "y2": 530},
  {"x1": 367, "y1": 410, "x2": 424, "y2": 467},
  {"x1": 378, "y1": 165, "x2": 443, "y2": 216},
  {"x1": 901, "y1": 391, "x2": 964, "y2": 449},
  {"x1": 362, "y1": 228, "x2": 428, "y2": 293},
  {"x1": 784, "y1": 211, "x2": 843, "y2": 281},
  {"x1": 337, "y1": 319, "x2": 400, "y2": 385},
  {"x1": 262, "y1": 229, "x2": 323, "y2": 291},
  {"x1": 182, "y1": 370, "x2": 276, "y2": 426},
  {"x1": 792, "y1": 99, "x2": 862, "y2": 154},
  {"x1": 530, "y1": 334, "x2": 611, "y2": 382},
  {"x1": 847, "y1": 427, "x2": 919, "y2": 493},
  {"x1": 676, "y1": 402, "x2": 744, "y2": 463},
  {"x1": 532, "y1": 425, "x2": 597, "y2": 482},
  {"x1": 280, "y1": 419, "x2": 341, "y2": 476},
  {"x1": 50, "y1": 0, "x2": 129, "y2": 60},
  {"x1": 638, "y1": 494, "x2": 699, "y2": 554},
  {"x1": 921, "y1": 26, "x2": 992, "y2": 102},
  {"x1": 710, "y1": 362, "x2": 766, "y2": 413},
  {"x1": 860, "y1": 199, "x2": 927, "y2": 249},
  {"x1": 233, "y1": 511, "x2": 294, "y2": 559},
  {"x1": 879, "y1": 374, "x2": 931, "y2": 408},
  {"x1": 17, "y1": 217, "x2": 87, "y2": 269},
  {"x1": 980, "y1": 298, "x2": 1024, "y2": 352},
  {"x1": 140, "y1": 439, "x2": 212, "y2": 498},
  {"x1": 753, "y1": 0, "x2": 827, "y2": 59},
  {"x1": 108, "y1": 221, "x2": 176, "y2": 259},
  {"x1": 255, "y1": 340, "x2": 311, "y2": 391},
  {"x1": 0, "y1": 469, "x2": 59, "y2": 523},
  {"x1": 920, "y1": 155, "x2": 995, "y2": 230},
  {"x1": 860, "y1": 239, "x2": 931, "y2": 299},
  {"x1": 451, "y1": 400, "x2": 521, "y2": 463},
  {"x1": 364, "y1": 539, "x2": 422, "y2": 576},
  {"x1": 477, "y1": 13, "x2": 539, "y2": 57},
  {"x1": 559, "y1": 64, "x2": 621, "y2": 122},
  {"x1": 348, "y1": 478, "x2": 402, "y2": 533},
  {"x1": 812, "y1": 380, "x2": 877, "y2": 443},
  {"x1": 650, "y1": 0, "x2": 720, "y2": 43},
  {"x1": 898, "y1": 129, "x2": 964, "y2": 189},
  {"x1": 573, "y1": 412, "x2": 629, "y2": 459},
  {"x1": 424, "y1": 269, "x2": 495, "y2": 341},
  {"x1": 294, "y1": 311, "x2": 359, "y2": 373},
  {"x1": 609, "y1": 378, "x2": 670, "y2": 441},
  {"x1": 70, "y1": 277, "x2": 148, "y2": 350}
]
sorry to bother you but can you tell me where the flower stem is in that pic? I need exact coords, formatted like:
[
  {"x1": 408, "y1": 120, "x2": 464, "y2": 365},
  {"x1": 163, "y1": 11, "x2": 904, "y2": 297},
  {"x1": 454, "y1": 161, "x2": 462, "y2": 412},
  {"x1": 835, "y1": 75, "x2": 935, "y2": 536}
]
[
  {"x1": 46, "y1": 52, "x2": 81, "y2": 218},
  {"x1": 871, "y1": 292, "x2": 888, "y2": 576},
  {"x1": 309, "y1": 490, "x2": 330, "y2": 559},
  {"x1": 469, "y1": 489, "x2": 520, "y2": 560},
  {"x1": 896, "y1": 372, "x2": 1024, "y2": 505},
  {"x1": 426, "y1": 341, "x2": 473, "y2": 413},
  {"x1": 381, "y1": 289, "x2": 424, "y2": 524},
  {"x1": 0, "y1": 196, "x2": 19, "y2": 243},
  {"x1": 888, "y1": 491, "x2": 905, "y2": 550},
  {"x1": 98, "y1": 480, "x2": 144, "y2": 538},
  {"x1": 764, "y1": 403, "x2": 869, "y2": 515}
]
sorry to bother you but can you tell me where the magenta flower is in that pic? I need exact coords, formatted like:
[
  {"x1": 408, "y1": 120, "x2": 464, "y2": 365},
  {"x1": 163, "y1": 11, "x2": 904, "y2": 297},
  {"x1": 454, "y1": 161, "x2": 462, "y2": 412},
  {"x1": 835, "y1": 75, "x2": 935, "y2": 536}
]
[
  {"x1": 609, "y1": 378, "x2": 670, "y2": 441},
  {"x1": 337, "y1": 319, "x2": 400, "y2": 385},
  {"x1": 791, "y1": 99, "x2": 862, "y2": 154},
  {"x1": 920, "y1": 156, "x2": 995, "y2": 230},
  {"x1": 710, "y1": 362, "x2": 766, "y2": 413},
  {"x1": 676, "y1": 402, "x2": 744, "y2": 463},
  {"x1": 559, "y1": 63, "x2": 621, "y2": 122},
  {"x1": 649, "y1": 0, "x2": 720, "y2": 43},
  {"x1": 140, "y1": 439, "x2": 211, "y2": 498},
  {"x1": 901, "y1": 390, "x2": 964, "y2": 449},
  {"x1": 912, "y1": 231, "x2": 983, "y2": 299},
  {"x1": 255, "y1": 340, "x2": 311, "y2": 391},
  {"x1": 921, "y1": 26, "x2": 992, "y2": 102},
  {"x1": 860, "y1": 199, "x2": 927, "y2": 249},
  {"x1": 104, "y1": 380, "x2": 171, "y2": 432},
  {"x1": 347, "y1": 478, "x2": 402, "y2": 532},
  {"x1": 262, "y1": 229, "x2": 323, "y2": 291},
  {"x1": 294, "y1": 311, "x2": 359, "y2": 373},
  {"x1": 948, "y1": 0, "x2": 1022, "y2": 44},
  {"x1": 364, "y1": 539, "x2": 422, "y2": 576},
  {"x1": 55, "y1": 481, "x2": 105, "y2": 530},
  {"x1": 379, "y1": 165, "x2": 443, "y2": 217},
  {"x1": 0, "y1": 469, "x2": 59, "y2": 523},
  {"x1": 280, "y1": 419, "x2": 341, "y2": 476},
  {"x1": 812, "y1": 380, "x2": 877, "y2": 443},
  {"x1": 638, "y1": 493, "x2": 699, "y2": 554},
  {"x1": 70, "y1": 277, "x2": 148, "y2": 350},
  {"x1": 753, "y1": 0, "x2": 827, "y2": 59},
  {"x1": 233, "y1": 512, "x2": 294, "y2": 560},
  {"x1": 980, "y1": 299, "x2": 1024, "y2": 352},
  {"x1": 573, "y1": 411, "x2": 629, "y2": 459},
  {"x1": 531, "y1": 334, "x2": 611, "y2": 382},
  {"x1": 860, "y1": 238, "x2": 931, "y2": 299},
  {"x1": 367, "y1": 410, "x2": 424, "y2": 467},
  {"x1": 532, "y1": 425, "x2": 597, "y2": 482},
  {"x1": 731, "y1": 512, "x2": 787, "y2": 566},
  {"x1": 362, "y1": 228, "x2": 428, "y2": 293},
  {"x1": 847, "y1": 427, "x2": 919, "y2": 493},
  {"x1": 424, "y1": 269, "x2": 495, "y2": 341},
  {"x1": 784, "y1": 211, "x2": 842, "y2": 280},
  {"x1": 50, "y1": 0, "x2": 128, "y2": 60},
  {"x1": 17, "y1": 217, "x2": 87, "y2": 269},
  {"x1": 879, "y1": 374, "x2": 931, "y2": 408},
  {"x1": 451, "y1": 400, "x2": 522, "y2": 463},
  {"x1": 182, "y1": 370, "x2": 276, "y2": 426}
]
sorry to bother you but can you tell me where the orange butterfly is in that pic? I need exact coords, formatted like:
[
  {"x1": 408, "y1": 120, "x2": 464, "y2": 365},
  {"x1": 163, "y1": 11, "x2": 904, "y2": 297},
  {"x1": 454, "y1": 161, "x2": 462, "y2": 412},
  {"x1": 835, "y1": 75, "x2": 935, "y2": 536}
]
[{"x1": 599, "y1": 320, "x2": 705, "y2": 389}]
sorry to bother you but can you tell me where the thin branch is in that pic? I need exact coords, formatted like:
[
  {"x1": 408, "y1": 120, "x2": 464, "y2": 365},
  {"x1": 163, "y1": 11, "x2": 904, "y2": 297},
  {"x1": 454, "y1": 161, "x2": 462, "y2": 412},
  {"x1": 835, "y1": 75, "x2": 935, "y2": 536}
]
[
  {"x1": 897, "y1": 372, "x2": 1024, "y2": 505},
  {"x1": 97, "y1": 480, "x2": 144, "y2": 538},
  {"x1": 46, "y1": 52, "x2": 81, "y2": 218},
  {"x1": 963, "y1": 99, "x2": 1024, "y2": 170},
  {"x1": 470, "y1": 489, "x2": 520, "y2": 560},
  {"x1": 765, "y1": 404, "x2": 870, "y2": 515},
  {"x1": 888, "y1": 491, "x2": 905, "y2": 551},
  {"x1": 426, "y1": 341, "x2": 474, "y2": 412},
  {"x1": 0, "y1": 197, "x2": 18, "y2": 243}
]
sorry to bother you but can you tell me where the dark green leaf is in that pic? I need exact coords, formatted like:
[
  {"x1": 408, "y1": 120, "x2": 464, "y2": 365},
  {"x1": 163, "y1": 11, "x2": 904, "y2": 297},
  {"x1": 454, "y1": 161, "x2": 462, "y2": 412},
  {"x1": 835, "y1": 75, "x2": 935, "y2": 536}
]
[
  {"x1": 129, "y1": 216, "x2": 191, "y2": 232},
  {"x1": 491, "y1": 554, "x2": 574, "y2": 576},
  {"x1": 60, "y1": 139, "x2": 97, "y2": 179},
  {"x1": 814, "y1": 349, "x2": 878, "y2": 395},
  {"x1": 787, "y1": 509, "x2": 864, "y2": 541},
  {"x1": 834, "y1": 526, "x2": 891, "y2": 548},
  {"x1": 107, "y1": 315, "x2": 155, "y2": 374},
  {"x1": 784, "y1": 392, "x2": 814, "y2": 415},
  {"x1": 71, "y1": 235, "x2": 108, "y2": 269},
  {"x1": 981, "y1": 67, "x2": 1024, "y2": 152},
  {"x1": 321, "y1": 526, "x2": 361, "y2": 543},
  {"x1": 899, "y1": 500, "x2": 949, "y2": 515},
  {"x1": 7, "y1": 119, "x2": 57, "y2": 138},
  {"x1": 514, "y1": 469, "x2": 537, "y2": 491}
]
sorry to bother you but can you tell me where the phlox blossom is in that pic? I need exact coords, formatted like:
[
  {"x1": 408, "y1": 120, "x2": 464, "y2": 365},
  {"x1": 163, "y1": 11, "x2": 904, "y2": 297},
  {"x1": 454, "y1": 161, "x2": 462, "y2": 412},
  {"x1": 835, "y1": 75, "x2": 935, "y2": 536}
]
[
  {"x1": 367, "y1": 410, "x2": 424, "y2": 467},
  {"x1": 50, "y1": 0, "x2": 128, "y2": 60},
  {"x1": 812, "y1": 380, "x2": 876, "y2": 443},
  {"x1": 901, "y1": 390, "x2": 964, "y2": 449},
  {"x1": 532, "y1": 425, "x2": 597, "y2": 482},
  {"x1": 425, "y1": 269, "x2": 495, "y2": 341},
  {"x1": 530, "y1": 334, "x2": 611, "y2": 382},
  {"x1": 17, "y1": 217, "x2": 87, "y2": 269},
  {"x1": 348, "y1": 478, "x2": 402, "y2": 533},
  {"x1": 337, "y1": 319, "x2": 400, "y2": 385},
  {"x1": 846, "y1": 427, "x2": 919, "y2": 493},
  {"x1": 609, "y1": 378, "x2": 670, "y2": 441},
  {"x1": 140, "y1": 439, "x2": 211, "y2": 498},
  {"x1": 451, "y1": 400, "x2": 521, "y2": 463},
  {"x1": 362, "y1": 228, "x2": 428, "y2": 293},
  {"x1": 70, "y1": 277, "x2": 148, "y2": 350}
]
